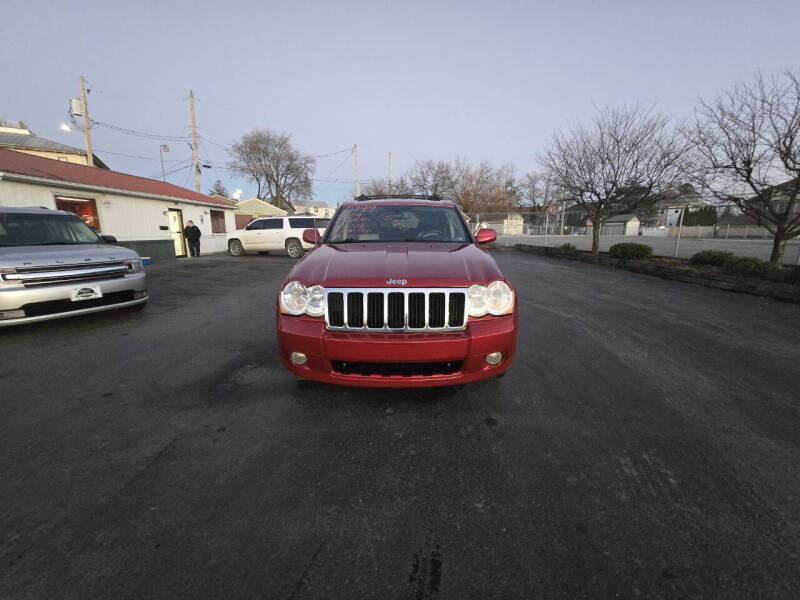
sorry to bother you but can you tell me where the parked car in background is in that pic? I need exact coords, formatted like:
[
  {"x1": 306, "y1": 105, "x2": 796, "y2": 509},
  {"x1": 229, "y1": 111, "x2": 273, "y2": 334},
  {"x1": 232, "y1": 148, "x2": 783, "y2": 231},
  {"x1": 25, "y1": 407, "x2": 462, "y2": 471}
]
[
  {"x1": 276, "y1": 195, "x2": 518, "y2": 387},
  {"x1": 226, "y1": 216, "x2": 330, "y2": 258},
  {"x1": 0, "y1": 206, "x2": 148, "y2": 327}
]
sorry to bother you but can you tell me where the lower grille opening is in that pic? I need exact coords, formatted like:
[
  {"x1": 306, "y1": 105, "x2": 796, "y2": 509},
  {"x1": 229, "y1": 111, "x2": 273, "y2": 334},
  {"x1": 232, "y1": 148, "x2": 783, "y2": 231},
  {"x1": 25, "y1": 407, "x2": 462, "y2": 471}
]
[
  {"x1": 20, "y1": 290, "x2": 137, "y2": 317},
  {"x1": 331, "y1": 360, "x2": 462, "y2": 377}
]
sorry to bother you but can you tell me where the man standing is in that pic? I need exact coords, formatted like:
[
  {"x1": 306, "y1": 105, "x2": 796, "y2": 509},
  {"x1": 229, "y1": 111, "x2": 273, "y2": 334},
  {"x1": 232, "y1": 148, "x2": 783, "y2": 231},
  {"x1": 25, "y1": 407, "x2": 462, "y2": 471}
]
[{"x1": 184, "y1": 220, "x2": 202, "y2": 257}]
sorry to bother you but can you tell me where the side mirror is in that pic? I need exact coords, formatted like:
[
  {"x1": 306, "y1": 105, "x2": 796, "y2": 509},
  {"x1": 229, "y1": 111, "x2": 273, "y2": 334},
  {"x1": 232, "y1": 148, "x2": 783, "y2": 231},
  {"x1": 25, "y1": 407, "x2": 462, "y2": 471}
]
[
  {"x1": 302, "y1": 228, "x2": 320, "y2": 245},
  {"x1": 101, "y1": 234, "x2": 118, "y2": 244},
  {"x1": 475, "y1": 228, "x2": 496, "y2": 244},
  {"x1": 244, "y1": 225, "x2": 252, "y2": 230}
]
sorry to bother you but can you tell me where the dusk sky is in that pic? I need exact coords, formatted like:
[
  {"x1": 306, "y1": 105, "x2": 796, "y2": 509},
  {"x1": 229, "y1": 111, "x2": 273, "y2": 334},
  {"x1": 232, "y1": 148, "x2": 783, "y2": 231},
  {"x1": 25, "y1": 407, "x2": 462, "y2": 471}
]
[{"x1": 2, "y1": 0, "x2": 798, "y2": 206}]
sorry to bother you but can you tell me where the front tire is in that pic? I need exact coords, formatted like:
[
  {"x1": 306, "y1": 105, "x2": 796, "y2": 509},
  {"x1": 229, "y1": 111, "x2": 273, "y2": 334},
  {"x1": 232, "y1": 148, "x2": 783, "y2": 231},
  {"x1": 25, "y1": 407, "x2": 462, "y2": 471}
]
[
  {"x1": 228, "y1": 239, "x2": 245, "y2": 256},
  {"x1": 286, "y1": 239, "x2": 304, "y2": 259}
]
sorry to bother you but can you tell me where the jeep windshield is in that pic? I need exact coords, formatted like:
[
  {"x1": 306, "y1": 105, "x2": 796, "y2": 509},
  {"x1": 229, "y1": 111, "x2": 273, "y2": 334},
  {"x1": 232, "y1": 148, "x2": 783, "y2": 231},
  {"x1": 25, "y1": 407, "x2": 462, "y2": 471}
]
[
  {"x1": 325, "y1": 205, "x2": 471, "y2": 243},
  {"x1": 0, "y1": 212, "x2": 103, "y2": 247}
]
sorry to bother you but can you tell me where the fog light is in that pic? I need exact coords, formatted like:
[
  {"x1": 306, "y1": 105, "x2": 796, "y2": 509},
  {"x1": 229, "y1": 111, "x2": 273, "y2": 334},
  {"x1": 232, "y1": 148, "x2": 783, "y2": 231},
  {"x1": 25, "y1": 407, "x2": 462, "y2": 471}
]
[
  {"x1": 290, "y1": 352, "x2": 308, "y2": 365},
  {"x1": 0, "y1": 309, "x2": 25, "y2": 319},
  {"x1": 133, "y1": 290, "x2": 148, "y2": 299},
  {"x1": 486, "y1": 351, "x2": 503, "y2": 366}
]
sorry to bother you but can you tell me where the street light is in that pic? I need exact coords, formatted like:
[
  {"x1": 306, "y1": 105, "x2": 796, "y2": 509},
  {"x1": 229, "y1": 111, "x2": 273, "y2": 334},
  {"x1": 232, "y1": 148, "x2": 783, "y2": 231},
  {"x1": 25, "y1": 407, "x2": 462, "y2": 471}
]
[{"x1": 159, "y1": 144, "x2": 169, "y2": 182}]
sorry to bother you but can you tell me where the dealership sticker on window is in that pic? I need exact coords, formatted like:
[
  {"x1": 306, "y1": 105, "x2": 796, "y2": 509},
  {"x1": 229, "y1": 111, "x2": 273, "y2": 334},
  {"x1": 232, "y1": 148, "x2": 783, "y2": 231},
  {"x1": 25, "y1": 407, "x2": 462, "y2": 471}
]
[{"x1": 70, "y1": 286, "x2": 103, "y2": 302}]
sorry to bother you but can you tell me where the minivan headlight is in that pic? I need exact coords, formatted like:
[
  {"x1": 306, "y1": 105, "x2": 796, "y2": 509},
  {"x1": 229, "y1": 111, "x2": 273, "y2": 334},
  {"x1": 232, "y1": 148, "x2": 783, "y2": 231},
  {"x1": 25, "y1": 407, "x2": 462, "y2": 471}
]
[
  {"x1": 126, "y1": 259, "x2": 143, "y2": 274},
  {"x1": 467, "y1": 281, "x2": 514, "y2": 317},
  {"x1": 280, "y1": 282, "x2": 325, "y2": 317}
]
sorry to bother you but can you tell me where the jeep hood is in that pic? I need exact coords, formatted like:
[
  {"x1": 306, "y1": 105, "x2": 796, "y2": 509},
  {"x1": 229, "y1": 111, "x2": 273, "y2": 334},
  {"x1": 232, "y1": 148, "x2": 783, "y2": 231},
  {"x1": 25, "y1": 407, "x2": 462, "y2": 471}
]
[
  {"x1": 0, "y1": 244, "x2": 140, "y2": 269},
  {"x1": 287, "y1": 242, "x2": 506, "y2": 287}
]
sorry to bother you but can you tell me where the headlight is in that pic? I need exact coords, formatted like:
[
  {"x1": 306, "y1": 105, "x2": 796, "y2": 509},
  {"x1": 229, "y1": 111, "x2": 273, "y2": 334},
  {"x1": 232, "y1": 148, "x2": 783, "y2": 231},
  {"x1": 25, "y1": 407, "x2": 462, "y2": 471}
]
[
  {"x1": 306, "y1": 285, "x2": 324, "y2": 317},
  {"x1": 280, "y1": 282, "x2": 325, "y2": 317},
  {"x1": 126, "y1": 259, "x2": 143, "y2": 273},
  {"x1": 485, "y1": 281, "x2": 514, "y2": 315},
  {"x1": 468, "y1": 284, "x2": 488, "y2": 317},
  {"x1": 467, "y1": 281, "x2": 514, "y2": 317},
  {"x1": 280, "y1": 281, "x2": 309, "y2": 315}
]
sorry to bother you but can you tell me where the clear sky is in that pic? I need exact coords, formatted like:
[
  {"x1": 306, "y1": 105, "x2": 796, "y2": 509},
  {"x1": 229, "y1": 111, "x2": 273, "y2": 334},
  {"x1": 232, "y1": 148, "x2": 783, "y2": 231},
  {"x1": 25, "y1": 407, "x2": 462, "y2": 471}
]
[{"x1": 2, "y1": 0, "x2": 798, "y2": 206}]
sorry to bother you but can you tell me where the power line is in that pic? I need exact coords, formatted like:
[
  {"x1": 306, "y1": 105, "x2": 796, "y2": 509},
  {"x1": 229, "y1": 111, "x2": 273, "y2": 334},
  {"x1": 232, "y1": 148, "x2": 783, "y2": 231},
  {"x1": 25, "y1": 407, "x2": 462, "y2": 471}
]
[
  {"x1": 91, "y1": 119, "x2": 191, "y2": 141},
  {"x1": 83, "y1": 78, "x2": 186, "y2": 103},
  {"x1": 314, "y1": 147, "x2": 354, "y2": 158},
  {"x1": 94, "y1": 148, "x2": 187, "y2": 163},
  {"x1": 316, "y1": 149, "x2": 354, "y2": 191},
  {"x1": 147, "y1": 160, "x2": 193, "y2": 180}
]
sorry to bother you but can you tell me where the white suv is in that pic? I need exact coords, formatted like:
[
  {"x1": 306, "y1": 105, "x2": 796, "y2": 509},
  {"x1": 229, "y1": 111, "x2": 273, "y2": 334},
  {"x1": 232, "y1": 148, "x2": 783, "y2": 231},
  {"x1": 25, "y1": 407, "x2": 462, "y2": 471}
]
[{"x1": 226, "y1": 216, "x2": 329, "y2": 259}]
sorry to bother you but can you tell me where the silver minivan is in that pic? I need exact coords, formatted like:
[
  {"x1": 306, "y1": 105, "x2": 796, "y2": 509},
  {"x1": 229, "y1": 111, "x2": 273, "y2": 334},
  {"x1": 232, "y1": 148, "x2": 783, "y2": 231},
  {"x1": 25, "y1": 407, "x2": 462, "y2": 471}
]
[{"x1": 0, "y1": 206, "x2": 148, "y2": 327}]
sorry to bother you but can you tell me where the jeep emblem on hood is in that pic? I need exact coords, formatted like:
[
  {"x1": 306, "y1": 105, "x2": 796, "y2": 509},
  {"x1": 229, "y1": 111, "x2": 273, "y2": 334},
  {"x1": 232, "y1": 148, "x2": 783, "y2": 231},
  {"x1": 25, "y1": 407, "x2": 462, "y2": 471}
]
[{"x1": 386, "y1": 278, "x2": 407, "y2": 286}]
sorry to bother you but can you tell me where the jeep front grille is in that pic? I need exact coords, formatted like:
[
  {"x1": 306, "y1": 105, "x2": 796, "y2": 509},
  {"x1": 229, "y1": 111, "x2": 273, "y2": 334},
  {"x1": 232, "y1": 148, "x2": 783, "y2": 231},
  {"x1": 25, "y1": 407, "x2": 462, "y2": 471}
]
[{"x1": 324, "y1": 288, "x2": 467, "y2": 332}]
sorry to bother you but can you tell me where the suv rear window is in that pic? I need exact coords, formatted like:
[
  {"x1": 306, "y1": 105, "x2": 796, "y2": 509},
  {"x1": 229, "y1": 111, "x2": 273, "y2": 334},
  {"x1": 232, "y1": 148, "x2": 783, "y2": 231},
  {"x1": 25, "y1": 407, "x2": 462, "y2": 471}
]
[{"x1": 289, "y1": 218, "x2": 315, "y2": 229}]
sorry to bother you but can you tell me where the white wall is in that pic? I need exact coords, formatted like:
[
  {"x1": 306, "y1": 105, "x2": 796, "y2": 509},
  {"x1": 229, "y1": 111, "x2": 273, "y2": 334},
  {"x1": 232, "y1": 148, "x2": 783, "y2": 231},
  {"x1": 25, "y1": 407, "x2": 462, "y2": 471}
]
[{"x1": 0, "y1": 179, "x2": 235, "y2": 254}]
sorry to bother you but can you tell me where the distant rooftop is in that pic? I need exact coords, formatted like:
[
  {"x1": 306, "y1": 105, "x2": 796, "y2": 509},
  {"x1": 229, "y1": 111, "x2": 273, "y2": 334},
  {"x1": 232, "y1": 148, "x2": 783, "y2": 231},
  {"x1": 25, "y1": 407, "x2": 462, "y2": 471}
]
[{"x1": 0, "y1": 119, "x2": 109, "y2": 169}]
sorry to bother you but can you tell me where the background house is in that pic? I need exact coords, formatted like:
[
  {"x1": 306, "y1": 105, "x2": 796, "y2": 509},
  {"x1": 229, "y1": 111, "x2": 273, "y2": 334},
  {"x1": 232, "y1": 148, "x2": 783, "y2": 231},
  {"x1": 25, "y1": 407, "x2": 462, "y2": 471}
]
[
  {"x1": 294, "y1": 201, "x2": 336, "y2": 218},
  {"x1": 636, "y1": 184, "x2": 705, "y2": 228},
  {"x1": 603, "y1": 214, "x2": 640, "y2": 236},
  {"x1": 0, "y1": 119, "x2": 109, "y2": 169},
  {"x1": 234, "y1": 197, "x2": 287, "y2": 229},
  {"x1": 0, "y1": 148, "x2": 235, "y2": 260}
]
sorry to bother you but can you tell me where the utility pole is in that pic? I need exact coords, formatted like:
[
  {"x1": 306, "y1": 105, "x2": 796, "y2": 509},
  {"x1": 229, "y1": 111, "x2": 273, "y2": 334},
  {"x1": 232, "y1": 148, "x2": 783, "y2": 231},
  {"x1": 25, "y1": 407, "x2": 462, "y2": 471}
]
[
  {"x1": 560, "y1": 197, "x2": 566, "y2": 235},
  {"x1": 189, "y1": 90, "x2": 200, "y2": 193},
  {"x1": 159, "y1": 144, "x2": 169, "y2": 182},
  {"x1": 388, "y1": 152, "x2": 393, "y2": 193},
  {"x1": 354, "y1": 144, "x2": 359, "y2": 196},
  {"x1": 79, "y1": 76, "x2": 94, "y2": 167},
  {"x1": 674, "y1": 207, "x2": 685, "y2": 257}
]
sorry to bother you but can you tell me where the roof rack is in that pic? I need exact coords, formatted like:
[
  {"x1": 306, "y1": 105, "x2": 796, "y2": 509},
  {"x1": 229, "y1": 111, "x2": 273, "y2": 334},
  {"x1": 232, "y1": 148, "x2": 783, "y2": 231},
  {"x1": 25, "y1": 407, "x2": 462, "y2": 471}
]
[{"x1": 353, "y1": 194, "x2": 442, "y2": 202}]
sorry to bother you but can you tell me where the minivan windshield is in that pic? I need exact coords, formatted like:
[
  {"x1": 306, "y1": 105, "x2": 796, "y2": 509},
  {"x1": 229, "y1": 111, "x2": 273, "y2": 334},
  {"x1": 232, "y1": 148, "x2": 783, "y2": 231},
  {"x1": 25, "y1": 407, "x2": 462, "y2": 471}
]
[
  {"x1": 0, "y1": 212, "x2": 102, "y2": 247},
  {"x1": 326, "y1": 205, "x2": 470, "y2": 243}
]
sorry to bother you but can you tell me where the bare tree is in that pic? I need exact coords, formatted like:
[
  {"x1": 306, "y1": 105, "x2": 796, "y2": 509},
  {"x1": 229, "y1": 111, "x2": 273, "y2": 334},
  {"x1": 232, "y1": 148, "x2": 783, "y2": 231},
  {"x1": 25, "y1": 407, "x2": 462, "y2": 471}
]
[
  {"x1": 518, "y1": 172, "x2": 564, "y2": 208},
  {"x1": 540, "y1": 105, "x2": 690, "y2": 254},
  {"x1": 452, "y1": 160, "x2": 518, "y2": 213},
  {"x1": 361, "y1": 177, "x2": 412, "y2": 196},
  {"x1": 228, "y1": 128, "x2": 315, "y2": 212},
  {"x1": 406, "y1": 159, "x2": 456, "y2": 199},
  {"x1": 693, "y1": 71, "x2": 800, "y2": 265}
]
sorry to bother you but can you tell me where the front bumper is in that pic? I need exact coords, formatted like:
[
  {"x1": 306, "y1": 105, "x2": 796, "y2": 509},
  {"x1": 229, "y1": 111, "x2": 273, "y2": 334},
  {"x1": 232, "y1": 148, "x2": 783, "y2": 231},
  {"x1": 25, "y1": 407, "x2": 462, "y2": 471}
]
[
  {"x1": 277, "y1": 311, "x2": 517, "y2": 387},
  {"x1": 0, "y1": 272, "x2": 147, "y2": 327}
]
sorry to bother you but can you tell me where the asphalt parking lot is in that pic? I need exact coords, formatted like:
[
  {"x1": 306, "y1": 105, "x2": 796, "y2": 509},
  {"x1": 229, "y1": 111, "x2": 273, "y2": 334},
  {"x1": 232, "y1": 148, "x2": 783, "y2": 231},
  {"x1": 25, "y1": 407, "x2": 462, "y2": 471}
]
[{"x1": 2, "y1": 251, "x2": 799, "y2": 599}]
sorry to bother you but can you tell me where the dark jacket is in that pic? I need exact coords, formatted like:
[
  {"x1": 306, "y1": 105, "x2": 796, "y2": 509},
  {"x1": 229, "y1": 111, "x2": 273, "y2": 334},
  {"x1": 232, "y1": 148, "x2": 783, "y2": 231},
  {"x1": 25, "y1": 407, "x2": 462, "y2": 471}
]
[{"x1": 184, "y1": 225, "x2": 201, "y2": 242}]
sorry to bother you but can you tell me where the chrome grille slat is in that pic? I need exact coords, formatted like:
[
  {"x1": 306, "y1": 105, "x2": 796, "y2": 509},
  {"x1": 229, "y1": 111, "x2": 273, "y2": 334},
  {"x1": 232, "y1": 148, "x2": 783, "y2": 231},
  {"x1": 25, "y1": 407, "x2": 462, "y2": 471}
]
[{"x1": 324, "y1": 288, "x2": 468, "y2": 332}]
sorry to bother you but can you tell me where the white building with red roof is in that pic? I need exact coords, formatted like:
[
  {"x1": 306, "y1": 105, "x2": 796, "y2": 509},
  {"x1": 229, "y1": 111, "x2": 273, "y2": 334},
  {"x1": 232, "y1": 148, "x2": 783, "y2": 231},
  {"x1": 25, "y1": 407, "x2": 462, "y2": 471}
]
[{"x1": 0, "y1": 148, "x2": 236, "y2": 259}]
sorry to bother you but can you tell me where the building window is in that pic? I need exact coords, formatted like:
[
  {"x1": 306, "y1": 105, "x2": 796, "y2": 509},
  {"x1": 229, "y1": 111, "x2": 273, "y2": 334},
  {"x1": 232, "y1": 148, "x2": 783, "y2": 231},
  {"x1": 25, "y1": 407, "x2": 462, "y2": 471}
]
[
  {"x1": 55, "y1": 196, "x2": 100, "y2": 231},
  {"x1": 210, "y1": 210, "x2": 226, "y2": 233}
]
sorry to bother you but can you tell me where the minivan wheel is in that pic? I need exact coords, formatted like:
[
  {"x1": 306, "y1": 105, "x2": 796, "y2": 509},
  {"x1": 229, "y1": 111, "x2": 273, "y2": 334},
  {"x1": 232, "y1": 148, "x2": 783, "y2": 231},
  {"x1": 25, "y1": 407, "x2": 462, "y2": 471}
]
[
  {"x1": 286, "y1": 239, "x2": 304, "y2": 259},
  {"x1": 228, "y1": 239, "x2": 245, "y2": 256}
]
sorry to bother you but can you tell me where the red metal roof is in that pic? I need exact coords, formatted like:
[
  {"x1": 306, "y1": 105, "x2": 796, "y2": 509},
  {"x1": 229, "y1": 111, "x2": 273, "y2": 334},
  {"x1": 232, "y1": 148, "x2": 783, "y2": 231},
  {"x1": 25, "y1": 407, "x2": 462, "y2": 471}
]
[{"x1": 0, "y1": 147, "x2": 235, "y2": 208}]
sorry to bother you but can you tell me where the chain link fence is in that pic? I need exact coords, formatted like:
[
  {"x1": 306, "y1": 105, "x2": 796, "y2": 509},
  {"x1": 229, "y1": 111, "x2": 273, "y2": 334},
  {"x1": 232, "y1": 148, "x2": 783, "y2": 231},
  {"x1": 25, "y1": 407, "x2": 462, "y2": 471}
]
[{"x1": 462, "y1": 211, "x2": 800, "y2": 264}]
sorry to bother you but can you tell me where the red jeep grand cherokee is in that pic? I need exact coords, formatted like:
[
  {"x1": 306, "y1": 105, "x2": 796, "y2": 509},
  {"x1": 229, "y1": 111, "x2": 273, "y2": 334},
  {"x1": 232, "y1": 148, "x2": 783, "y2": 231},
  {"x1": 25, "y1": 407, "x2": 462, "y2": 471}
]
[{"x1": 276, "y1": 195, "x2": 517, "y2": 387}]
